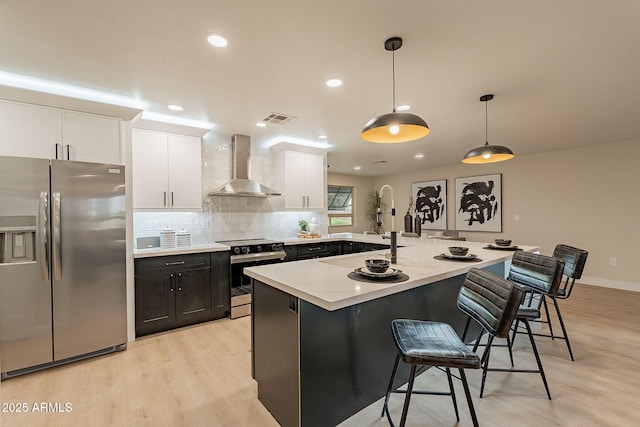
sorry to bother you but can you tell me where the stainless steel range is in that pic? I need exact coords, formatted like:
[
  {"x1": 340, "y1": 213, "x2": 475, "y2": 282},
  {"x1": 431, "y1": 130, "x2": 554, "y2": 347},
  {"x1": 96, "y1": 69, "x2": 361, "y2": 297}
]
[{"x1": 216, "y1": 238, "x2": 286, "y2": 318}]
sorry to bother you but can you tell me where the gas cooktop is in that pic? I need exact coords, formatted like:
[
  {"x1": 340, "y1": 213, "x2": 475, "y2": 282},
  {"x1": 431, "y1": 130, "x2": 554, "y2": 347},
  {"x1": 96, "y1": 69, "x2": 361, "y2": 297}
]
[
  {"x1": 216, "y1": 238, "x2": 285, "y2": 256},
  {"x1": 216, "y1": 238, "x2": 283, "y2": 247}
]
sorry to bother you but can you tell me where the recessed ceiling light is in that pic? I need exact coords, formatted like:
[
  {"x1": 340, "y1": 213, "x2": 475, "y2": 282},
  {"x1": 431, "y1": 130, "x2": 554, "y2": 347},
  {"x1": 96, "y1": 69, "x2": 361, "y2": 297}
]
[
  {"x1": 318, "y1": 135, "x2": 327, "y2": 139},
  {"x1": 415, "y1": 153, "x2": 424, "y2": 159},
  {"x1": 256, "y1": 122, "x2": 267, "y2": 127},
  {"x1": 396, "y1": 105, "x2": 411, "y2": 111},
  {"x1": 326, "y1": 79, "x2": 343, "y2": 87},
  {"x1": 168, "y1": 104, "x2": 184, "y2": 111},
  {"x1": 353, "y1": 166, "x2": 361, "y2": 170},
  {"x1": 207, "y1": 34, "x2": 229, "y2": 48}
]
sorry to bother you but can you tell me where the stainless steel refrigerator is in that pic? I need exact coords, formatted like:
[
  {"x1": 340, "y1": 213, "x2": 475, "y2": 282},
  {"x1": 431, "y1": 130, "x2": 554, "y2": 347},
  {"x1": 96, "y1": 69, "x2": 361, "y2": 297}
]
[{"x1": 0, "y1": 156, "x2": 127, "y2": 379}]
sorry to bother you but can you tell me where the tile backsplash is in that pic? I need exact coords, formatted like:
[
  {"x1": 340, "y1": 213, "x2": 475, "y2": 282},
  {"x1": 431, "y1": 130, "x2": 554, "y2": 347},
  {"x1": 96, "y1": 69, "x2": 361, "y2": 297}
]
[
  {"x1": 133, "y1": 209, "x2": 327, "y2": 246},
  {"x1": 133, "y1": 132, "x2": 327, "y2": 247}
]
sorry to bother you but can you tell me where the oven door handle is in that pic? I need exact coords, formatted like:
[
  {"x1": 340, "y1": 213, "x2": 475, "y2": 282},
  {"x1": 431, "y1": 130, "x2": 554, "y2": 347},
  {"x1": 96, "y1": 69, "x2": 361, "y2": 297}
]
[{"x1": 230, "y1": 251, "x2": 286, "y2": 264}]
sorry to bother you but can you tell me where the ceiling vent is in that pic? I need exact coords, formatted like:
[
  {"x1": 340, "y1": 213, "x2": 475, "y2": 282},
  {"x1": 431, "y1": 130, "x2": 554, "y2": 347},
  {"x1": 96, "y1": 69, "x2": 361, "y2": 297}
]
[{"x1": 261, "y1": 112, "x2": 296, "y2": 125}]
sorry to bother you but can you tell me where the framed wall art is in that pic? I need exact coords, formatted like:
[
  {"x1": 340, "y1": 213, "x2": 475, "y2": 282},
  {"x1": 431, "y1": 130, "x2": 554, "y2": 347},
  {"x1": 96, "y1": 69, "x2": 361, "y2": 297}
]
[
  {"x1": 455, "y1": 173, "x2": 502, "y2": 232},
  {"x1": 411, "y1": 179, "x2": 447, "y2": 230}
]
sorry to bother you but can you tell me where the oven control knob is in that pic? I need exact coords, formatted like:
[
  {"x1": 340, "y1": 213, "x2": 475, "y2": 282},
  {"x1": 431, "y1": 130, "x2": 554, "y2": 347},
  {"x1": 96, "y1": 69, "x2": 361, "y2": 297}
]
[
  {"x1": 241, "y1": 246, "x2": 249, "y2": 254},
  {"x1": 256, "y1": 245, "x2": 262, "y2": 252},
  {"x1": 233, "y1": 247, "x2": 241, "y2": 255},
  {"x1": 271, "y1": 244, "x2": 281, "y2": 251}
]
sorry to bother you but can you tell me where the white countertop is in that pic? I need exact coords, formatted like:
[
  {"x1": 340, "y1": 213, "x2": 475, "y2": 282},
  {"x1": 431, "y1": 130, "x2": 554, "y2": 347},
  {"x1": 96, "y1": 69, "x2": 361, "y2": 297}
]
[
  {"x1": 133, "y1": 243, "x2": 230, "y2": 258},
  {"x1": 245, "y1": 235, "x2": 537, "y2": 311},
  {"x1": 132, "y1": 232, "x2": 384, "y2": 258}
]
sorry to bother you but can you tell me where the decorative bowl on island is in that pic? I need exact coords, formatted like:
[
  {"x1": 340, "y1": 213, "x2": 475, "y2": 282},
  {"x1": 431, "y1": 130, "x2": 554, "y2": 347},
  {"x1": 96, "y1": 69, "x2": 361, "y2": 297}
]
[
  {"x1": 448, "y1": 246, "x2": 469, "y2": 256},
  {"x1": 494, "y1": 239, "x2": 512, "y2": 247},
  {"x1": 365, "y1": 259, "x2": 390, "y2": 273}
]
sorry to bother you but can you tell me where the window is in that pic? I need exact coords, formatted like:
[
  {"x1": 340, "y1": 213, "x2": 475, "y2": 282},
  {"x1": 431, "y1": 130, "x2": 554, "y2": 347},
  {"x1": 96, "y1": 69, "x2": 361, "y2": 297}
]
[{"x1": 328, "y1": 185, "x2": 353, "y2": 227}]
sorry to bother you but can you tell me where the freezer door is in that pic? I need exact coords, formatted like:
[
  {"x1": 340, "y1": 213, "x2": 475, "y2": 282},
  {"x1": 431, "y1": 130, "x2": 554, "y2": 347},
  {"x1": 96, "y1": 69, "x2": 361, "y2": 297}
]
[
  {"x1": 0, "y1": 156, "x2": 53, "y2": 373},
  {"x1": 50, "y1": 160, "x2": 126, "y2": 360}
]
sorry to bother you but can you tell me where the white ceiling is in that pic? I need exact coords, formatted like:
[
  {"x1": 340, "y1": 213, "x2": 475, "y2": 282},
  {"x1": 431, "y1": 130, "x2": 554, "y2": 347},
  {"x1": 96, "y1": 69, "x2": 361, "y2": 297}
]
[{"x1": 2, "y1": 0, "x2": 640, "y2": 176}]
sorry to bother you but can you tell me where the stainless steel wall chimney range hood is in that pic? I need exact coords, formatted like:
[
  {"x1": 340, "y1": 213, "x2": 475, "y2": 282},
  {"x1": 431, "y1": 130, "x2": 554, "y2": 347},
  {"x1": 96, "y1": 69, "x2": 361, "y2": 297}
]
[{"x1": 208, "y1": 134, "x2": 281, "y2": 198}]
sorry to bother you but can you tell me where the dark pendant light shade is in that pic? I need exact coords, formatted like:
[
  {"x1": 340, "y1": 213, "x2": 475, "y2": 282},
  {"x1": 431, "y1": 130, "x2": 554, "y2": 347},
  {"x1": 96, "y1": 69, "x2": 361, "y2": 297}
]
[
  {"x1": 462, "y1": 94, "x2": 514, "y2": 164},
  {"x1": 361, "y1": 37, "x2": 430, "y2": 143}
]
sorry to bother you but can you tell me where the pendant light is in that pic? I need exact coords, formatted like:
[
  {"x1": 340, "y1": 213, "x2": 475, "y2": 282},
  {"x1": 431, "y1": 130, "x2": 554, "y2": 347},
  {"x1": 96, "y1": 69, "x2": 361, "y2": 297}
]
[
  {"x1": 361, "y1": 37, "x2": 430, "y2": 143},
  {"x1": 462, "y1": 94, "x2": 514, "y2": 164}
]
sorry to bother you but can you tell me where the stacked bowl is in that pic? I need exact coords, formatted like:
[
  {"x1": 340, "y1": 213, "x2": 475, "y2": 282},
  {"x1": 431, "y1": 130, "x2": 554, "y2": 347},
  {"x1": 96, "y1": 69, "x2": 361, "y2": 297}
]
[{"x1": 160, "y1": 227, "x2": 176, "y2": 249}]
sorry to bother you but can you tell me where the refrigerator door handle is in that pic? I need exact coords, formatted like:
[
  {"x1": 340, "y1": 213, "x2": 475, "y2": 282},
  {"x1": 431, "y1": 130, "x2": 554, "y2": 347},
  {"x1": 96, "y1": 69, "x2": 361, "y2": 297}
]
[
  {"x1": 53, "y1": 192, "x2": 62, "y2": 280},
  {"x1": 39, "y1": 191, "x2": 50, "y2": 282}
]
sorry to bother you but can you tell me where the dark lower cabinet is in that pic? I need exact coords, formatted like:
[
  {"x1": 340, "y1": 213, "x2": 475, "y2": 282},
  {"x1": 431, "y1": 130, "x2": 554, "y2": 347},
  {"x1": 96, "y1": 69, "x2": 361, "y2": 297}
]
[
  {"x1": 340, "y1": 241, "x2": 362, "y2": 254},
  {"x1": 296, "y1": 242, "x2": 331, "y2": 260},
  {"x1": 286, "y1": 240, "x2": 391, "y2": 262},
  {"x1": 210, "y1": 251, "x2": 230, "y2": 319},
  {"x1": 135, "y1": 251, "x2": 229, "y2": 337}
]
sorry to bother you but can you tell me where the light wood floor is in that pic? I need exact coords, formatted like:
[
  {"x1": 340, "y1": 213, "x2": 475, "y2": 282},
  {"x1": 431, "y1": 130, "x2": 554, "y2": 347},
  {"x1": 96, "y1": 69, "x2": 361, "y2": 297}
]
[{"x1": 1, "y1": 283, "x2": 639, "y2": 427}]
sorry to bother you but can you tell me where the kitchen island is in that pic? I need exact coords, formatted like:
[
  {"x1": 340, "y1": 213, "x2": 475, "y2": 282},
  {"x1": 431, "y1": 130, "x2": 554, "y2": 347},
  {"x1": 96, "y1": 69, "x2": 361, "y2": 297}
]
[{"x1": 245, "y1": 235, "x2": 537, "y2": 427}]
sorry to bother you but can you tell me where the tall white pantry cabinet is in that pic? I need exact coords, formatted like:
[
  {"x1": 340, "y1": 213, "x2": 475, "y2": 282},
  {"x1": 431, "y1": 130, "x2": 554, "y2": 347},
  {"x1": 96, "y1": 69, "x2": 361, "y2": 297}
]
[
  {"x1": 131, "y1": 128, "x2": 202, "y2": 211},
  {"x1": 271, "y1": 143, "x2": 326, "y2": 211},
  {"x1": 0, "y1": 99, "x2": 122, "y2": 164}
]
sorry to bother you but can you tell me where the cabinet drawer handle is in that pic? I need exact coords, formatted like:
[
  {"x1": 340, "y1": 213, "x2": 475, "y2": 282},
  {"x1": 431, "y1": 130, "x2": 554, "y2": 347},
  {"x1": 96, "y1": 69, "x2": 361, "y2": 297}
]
[
  {"x1": 163, "y1": 191, "x2": 167, "y2": 207},
  {"x1": 66, "y1": 144, "x2": 71, "y2": 160},
  {"x1": 171, "y1": 191, "x2": 174, "y2": 207},
  {"x1": 55, "y1": 143, "x2": 61, "y2": 159},
  {"x1": 165, "y1": 261, "x2": 185, "y2": 266}
]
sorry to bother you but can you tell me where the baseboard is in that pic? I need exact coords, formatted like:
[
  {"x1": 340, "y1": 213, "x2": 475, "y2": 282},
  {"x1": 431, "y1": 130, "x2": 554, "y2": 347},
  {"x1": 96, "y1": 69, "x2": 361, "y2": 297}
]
[{"x1": 579, "y1": 276, "x2": 640, "y2": 293}]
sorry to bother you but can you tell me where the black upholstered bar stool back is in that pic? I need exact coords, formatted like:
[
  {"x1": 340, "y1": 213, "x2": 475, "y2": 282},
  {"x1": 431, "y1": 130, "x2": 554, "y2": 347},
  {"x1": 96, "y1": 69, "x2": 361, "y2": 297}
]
[
  {"x1": 382, "y1": 268, "x2": 523, "y2": 427},
  {"x1": 480, "y1": 251, "x2": 565, "y2": 400}
]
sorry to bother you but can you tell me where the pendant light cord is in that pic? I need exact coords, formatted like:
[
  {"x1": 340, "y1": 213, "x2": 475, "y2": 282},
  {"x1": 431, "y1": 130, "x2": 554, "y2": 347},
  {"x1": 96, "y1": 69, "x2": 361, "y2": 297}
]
[
  {"x1": 392, "y1": 49, "x2": 396, "y2": 113},
  {"x1": 485, "y1": 97, "x2": 489, "y2": 145}
]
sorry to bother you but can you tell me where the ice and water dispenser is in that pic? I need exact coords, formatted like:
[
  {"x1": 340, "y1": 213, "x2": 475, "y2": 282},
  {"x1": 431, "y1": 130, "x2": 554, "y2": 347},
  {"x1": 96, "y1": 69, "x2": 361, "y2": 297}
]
[{"x1": 0, "y1": 216, "x2": 36, "y2": 264}]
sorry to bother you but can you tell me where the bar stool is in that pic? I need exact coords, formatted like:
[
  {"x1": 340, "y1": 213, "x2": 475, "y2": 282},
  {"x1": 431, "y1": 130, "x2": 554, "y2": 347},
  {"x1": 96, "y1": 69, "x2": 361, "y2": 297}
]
[
  {"x1": 382, "y1": 268, "x2": 524, "y2": 427},
  {"x1": 522, "y1": 244, "x2": 588, "y2": 361},
  {"x1": 479, "y1": 251, "x2": 564, "y2": 400}
]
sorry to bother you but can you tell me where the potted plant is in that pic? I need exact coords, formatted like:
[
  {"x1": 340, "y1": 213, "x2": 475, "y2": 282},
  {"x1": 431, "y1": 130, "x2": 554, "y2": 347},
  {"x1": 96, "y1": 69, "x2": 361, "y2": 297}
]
[
  {"x1": 298, "y1": 219, "x2": 309, "y2": 234},
  {"x1": 366, "y1": 190, "x2": 386, "y2": 234}
]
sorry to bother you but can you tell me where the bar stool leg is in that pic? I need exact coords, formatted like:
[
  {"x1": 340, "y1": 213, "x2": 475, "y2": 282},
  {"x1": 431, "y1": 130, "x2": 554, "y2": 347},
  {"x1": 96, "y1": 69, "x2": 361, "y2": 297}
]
[
  {"x1": 479, "y1": 335, "x2": 494, "y2": 398},
  {"x1": 459, "y1": 369, "x2": 479, "y2": 427},
  {"x1": 552, "y1": 296, "x2": 575, "y2": 361},
  {"x1": 524, "y1": 320, "x2": 552, "y2": 400},
  {"x1": 541, "y1": 297, "x2": 555, "y2": 339},
  {"x1": 382, "y1": 354, "x2": 401, "y2": 418},
  {"x1": 445, "y1": 367, "x2": 460, "y2": 421},
  {"x1": 399, "y1": 364, "x2": 418, "y2": 427}
]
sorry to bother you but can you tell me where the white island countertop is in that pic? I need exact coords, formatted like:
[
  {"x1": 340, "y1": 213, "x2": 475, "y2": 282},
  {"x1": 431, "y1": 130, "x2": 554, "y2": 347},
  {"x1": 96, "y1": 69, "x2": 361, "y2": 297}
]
[{"x1": 245, "y1": 235, "x2": 537, "y2": 311}]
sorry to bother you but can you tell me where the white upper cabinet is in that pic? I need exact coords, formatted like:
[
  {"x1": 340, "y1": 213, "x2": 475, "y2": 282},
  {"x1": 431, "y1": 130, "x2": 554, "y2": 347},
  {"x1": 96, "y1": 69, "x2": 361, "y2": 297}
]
[
  {"x1": 132, "y1": 129, "x2": 202, "y2": 211},
  {"x1": 0, "y1": 99, "x2": 62, "y2": 159},
  {"x1": 0, "y1": 99, "x2": 122, "y2": 164},
  {"x1": 63, "y1": 111, "x2": 121, "y2": 164},
  {"x1": 272, "y1": 143, "x2": 326, "y2": 211},
  {"x1": 167, "y1": 133, "x2": 203, "y2": 210},
  {"x1": 283, "y1": 151, "x2": 325, "y2": 209}
]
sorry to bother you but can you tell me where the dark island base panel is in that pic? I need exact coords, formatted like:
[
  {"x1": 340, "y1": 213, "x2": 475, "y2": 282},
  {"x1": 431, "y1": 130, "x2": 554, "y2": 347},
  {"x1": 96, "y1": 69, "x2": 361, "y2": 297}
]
[{"x1": 252, "y1": 262, "x2": 503, "y2": 427}]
